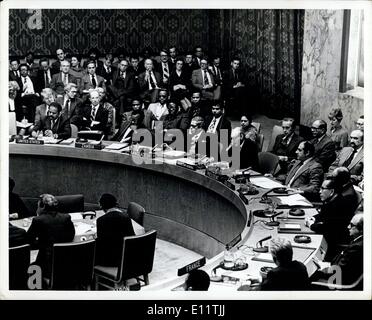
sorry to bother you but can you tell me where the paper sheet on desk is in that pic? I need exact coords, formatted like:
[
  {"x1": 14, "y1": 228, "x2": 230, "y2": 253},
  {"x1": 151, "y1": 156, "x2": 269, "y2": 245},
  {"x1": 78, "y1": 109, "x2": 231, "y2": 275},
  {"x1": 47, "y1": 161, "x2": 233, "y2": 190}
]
[
  {"x1": 105, "y1": 143, "x2": 129, "y2": 150},
  {"x1": 277, "y1": 194, "x2": 313, "y2": 207},
  {"x1": 250, "y1": 177, "x2": 283, "y2": 189},
  {"x1": 74, "y1": 221, "x2": 95, "y2": 234},
  {"x1": 70, "y1": 212, "x2": 84, "y2": 221}
]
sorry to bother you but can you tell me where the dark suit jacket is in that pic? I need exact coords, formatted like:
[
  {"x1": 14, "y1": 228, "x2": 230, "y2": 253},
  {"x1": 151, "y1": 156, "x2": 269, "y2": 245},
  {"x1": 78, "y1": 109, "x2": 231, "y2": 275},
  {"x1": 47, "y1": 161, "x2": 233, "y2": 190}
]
[
  {"x1": 96, "y1": 64, "x2": 117, "y2": 86},
  {"x1": 26, "y1": 211, "x2": 75, "y2": 277},
  {"x1": 79, "y1": 74, "x2": 106, "y2": 94},
  {"x1": 332, "y1": 236, "x2": 363, "y2": 285},
  {"x1": 10, "y1": 192, "x2": 32, "y2": 219},
  {"x1": 205, "y1": 115, "x2": 232, "y2": 141},
  {"x1": 191, "y1": 69, "x2": 216, "y2": 100},
  {"x1": 56, "y1": 96, "x2": 83, "y2": 126},
  {"x1": 156, "y1": 61, "x2": 174, "y2": 87},
  {"x1": 50, "y1": 72, "x2": 78, "y2": 95},
  {"x1": 110, "y1": 70, "x2": 135, "y2": 98},
  {"x1": 271, "y1": 133, "x2": 304, "y2": 161},
  {"x1": 111, "y1": 120, "x2": 133, "y2": 142},
  {"x1": 223, "y1": 67, "x2": 247, "y2": 96},
  {"x1": 33, "y1": 113, "x2": 71, "y2": 139},
  {"x1": 9, "y1": 223, "x2": 28, "y2": 248},
  {"x1": 138, "y1": 70, "x2": 162, "y2": 92},
  {"x1": 311, "y1": 135, "x2": 337, "y2": 171},
  {"x1": 285, "y1": 158, "x2": 324, "y2": 201},
  {"x1": 35, "y1": 68, "x2": 56, "y2": 93},
  {"x1": 311, "y1": 194, "x2": 355, "y2": 260},
  {"x1": 96, "y1": 208, "x2": 135, "y2": 267},
  {"x1": 260, "y1": 260, "x2": 310, "y2": 290},
  {"x1": 9, "y1": 70, "x2": 21, "y2": 82},
  {"x1": 51, "y1": 60, "x2": 62, "y2": 74},
  {"x1": 81, "y1": 103, "x2": 109, "y2": 134},
  {"x1": 328, "y1": 146, "x2": 363, "y2": 182},
  {"x1": 17, "y1": 76, "x2": 38, "y2": 95},
  {"x1": 240, "y1": 137, "x2": 259, "y2": 170}
]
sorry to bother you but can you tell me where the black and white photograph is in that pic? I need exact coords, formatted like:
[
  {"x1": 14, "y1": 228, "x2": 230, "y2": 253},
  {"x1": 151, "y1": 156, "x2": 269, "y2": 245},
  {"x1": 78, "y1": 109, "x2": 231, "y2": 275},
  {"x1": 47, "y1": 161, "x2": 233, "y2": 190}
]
[{"x1": 1, "y1": 0, "x2": 370, "y2": 303}]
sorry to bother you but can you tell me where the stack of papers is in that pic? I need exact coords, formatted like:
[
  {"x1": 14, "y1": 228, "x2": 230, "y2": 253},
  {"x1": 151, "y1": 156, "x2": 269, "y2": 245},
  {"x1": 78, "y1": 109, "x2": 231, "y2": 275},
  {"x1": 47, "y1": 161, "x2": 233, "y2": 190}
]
[
  {"x1": 277, "y1": 194, "x2": 313, "y2": 207},
  {"x1": 105, "y1": 143, "x2": 128, "y2": 150},
  {"x1": 38, "y1": 137, "x2": 62, "y2": 144},
  {"x1": 59, "y1": 138, "x2": 75, "y2": 145},
  {"x1": 250, "y1": 177, "x2": 283, "y2": 189}
]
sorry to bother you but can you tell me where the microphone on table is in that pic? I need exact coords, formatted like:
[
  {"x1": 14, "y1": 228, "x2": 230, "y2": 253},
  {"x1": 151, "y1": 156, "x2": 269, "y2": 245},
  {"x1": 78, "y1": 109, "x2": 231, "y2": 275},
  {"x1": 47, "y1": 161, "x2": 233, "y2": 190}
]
[
  {"x1": 265, "y1": 211, "x2": 284, "y2": 227},
  {"x1": 260, "y1": 187, "x2": 288, "y2": 204},
  {"x1": 253, "y1": 235, "x2": 272, "y2": 253}
]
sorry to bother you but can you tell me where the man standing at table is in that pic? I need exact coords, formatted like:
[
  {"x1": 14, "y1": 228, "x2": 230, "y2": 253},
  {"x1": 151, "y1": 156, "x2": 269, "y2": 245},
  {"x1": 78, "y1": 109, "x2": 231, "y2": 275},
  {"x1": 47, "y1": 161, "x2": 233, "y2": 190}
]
[{"x1": 95, "y1": 194, "x2": 135, "y2": 267}]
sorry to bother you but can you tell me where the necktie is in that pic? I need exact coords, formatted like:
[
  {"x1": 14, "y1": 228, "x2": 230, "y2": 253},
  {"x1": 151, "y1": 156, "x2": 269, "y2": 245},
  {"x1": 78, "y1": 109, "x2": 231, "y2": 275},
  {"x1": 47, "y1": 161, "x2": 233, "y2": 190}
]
[
  {"x1": 63, "y1": 73, "x2": 68, "y2": 85},
  {"x1": 121, "y1": 71, "x2": 125, "y2": 79},
  {"x1": 91, "y1": 106, "x2": 96, "y2": 121},
  {"x1": 65, "y1": 99, "x2": 70, "y2": 114},
  {"x1": 23, "y1": 77, "x2": 27, "y2": 85},
  {"x1": 207, "y1": 118, "x2": 216, "y2": 133},
  {"x1": 234, "y1": 70, "x2": 238, "y2": 82},
  {"x1": 163, "y1": 64, "x2": 169, "y2": 80},
  {"x1": 203, "y1": 70, "x2": 209, "y2": 86},
  {"x1": 14, "y1": 71, "x2": 18, "y2": 77},
  {"x1": 288, "y1": 161, "x2": 304, "y2": 187},
  {"x1": 107, "y1": 67, "x2": 111, "y2": 74},
  {"x1": 149, "y1": 72, "x2": 156, "y2": 90},
  {"x1": 44, "y1": 71, "x2": 48, "y2": 86},
  {"x1": 343, "y1": 149, "x2": 357, "y2": 168},
  {"x1": 91, "y1": 75, "x2": 97, "y2": 88}
]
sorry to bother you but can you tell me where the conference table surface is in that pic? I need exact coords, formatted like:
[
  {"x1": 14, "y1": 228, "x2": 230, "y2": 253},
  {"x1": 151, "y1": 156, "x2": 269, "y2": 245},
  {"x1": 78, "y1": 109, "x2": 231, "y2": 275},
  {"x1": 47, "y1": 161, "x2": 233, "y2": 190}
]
[{"x1": 9, "y1": 140, "x2": 326, "y2": 291}]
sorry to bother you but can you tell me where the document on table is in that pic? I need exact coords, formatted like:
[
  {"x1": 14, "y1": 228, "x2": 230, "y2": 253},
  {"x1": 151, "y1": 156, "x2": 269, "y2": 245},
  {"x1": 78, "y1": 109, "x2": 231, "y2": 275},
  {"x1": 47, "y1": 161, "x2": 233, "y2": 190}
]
[
  {"x1": 251, "y1": 253, "x2": 275, "y2": 263},
  {"x1": 59, "y1": 138, "x2": 75, "y2": 145},
  {"x1": 74, "y1": 221, "x2": 95, "y2": 234},
  {"x1": 105, "y1": 143, "x2": 129, "y2": 150},
  {"x1": 250, "y1": 177, "x2": 283, "y2": 189},
  {"x1": 277, "y1": 194, "x2": 313, "y2": 207}
]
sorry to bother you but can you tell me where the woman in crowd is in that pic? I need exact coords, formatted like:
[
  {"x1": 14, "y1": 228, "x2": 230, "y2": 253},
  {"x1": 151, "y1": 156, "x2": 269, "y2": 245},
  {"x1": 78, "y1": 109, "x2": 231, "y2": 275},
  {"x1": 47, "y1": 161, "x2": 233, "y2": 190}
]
[
  {"x1": 168, "y1": 58, "x2": 192, "y2": 111},
  {"x1": 328, "y1": 107, "x2": 348, "y2": 150}
]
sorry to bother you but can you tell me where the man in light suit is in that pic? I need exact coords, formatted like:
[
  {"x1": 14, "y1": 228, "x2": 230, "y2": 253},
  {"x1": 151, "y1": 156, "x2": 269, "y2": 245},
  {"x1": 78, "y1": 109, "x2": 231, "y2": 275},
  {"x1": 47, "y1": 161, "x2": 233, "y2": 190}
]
[
  {"x1": 310, "y1": 119, "x2": 337, "y2": 171},
  {"x1": 50, "y1": 60, "x2": 78, "y2": 97},
  {"x1": 284, "y1": 141, "x2": 324, "y2": 202},
  {"x1": 56, "y1": 83, "x2": 83, "y2": 128},
  {"x1": 191, "y1": 58, "x2": 216, "y2": 101},
  {"x1": 328, "y1": 130, "x2": 364, "y2": 184},
  {"x1": 80, "y1": 61, "x2": 106, "y2": 99},
  {"x1": 144, "y1": 89, "x2": 169, "y2": 129},
  {"x1": 33, "y1": 88, "x2": 56, "y2": 132}
]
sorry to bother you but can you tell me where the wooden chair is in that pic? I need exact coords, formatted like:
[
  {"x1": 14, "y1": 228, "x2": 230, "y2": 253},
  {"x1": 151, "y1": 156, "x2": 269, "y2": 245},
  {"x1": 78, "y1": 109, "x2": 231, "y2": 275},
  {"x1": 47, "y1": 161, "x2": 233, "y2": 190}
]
[{"x1": 94, "y1": 230, "x2": 157, "y2": 290}]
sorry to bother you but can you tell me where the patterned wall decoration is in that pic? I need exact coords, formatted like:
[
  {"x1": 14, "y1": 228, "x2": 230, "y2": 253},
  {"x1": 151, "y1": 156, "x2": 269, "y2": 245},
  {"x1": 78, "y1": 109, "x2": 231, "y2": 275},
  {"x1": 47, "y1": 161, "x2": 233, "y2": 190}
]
[{"x1": 9, "y1": 9, "x2": 304, "y2": 119}]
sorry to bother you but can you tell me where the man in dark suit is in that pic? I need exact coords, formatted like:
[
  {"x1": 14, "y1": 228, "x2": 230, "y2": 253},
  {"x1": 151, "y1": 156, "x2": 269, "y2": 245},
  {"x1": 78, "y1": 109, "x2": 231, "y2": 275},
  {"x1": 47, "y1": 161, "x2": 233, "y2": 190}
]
[
  {"x1": 260, "y1": 238, "x2": 310, "y2": 290},
  {"x1": 83, "y1": 48, "x2": 104, "y2": 70},
  {"x1": 208, "y1": 56, "x2": 223, "y2": 100},
  {"x1": 31, "y1": 102, "x2": 71, "y2": 139},
  {"x1": 156, "y1": 48, "x2": 174, "y2": 89},
  {"x1": 223, "y1": 57, "x2": 248, "y2": 116},
  {"x1": 191, "y1": 58, "x2": 216, "y2": 101},
  {"x1": 50, "y1": 60, "x2": 78, "y2": 97},
  {"x1": 79, "y1": 61, "x2": 106, "y2": 99},
  {"x1": 328, "y1": 130, "x2": 364, "y2": 185},
  {"x1": 111, "y1": 110, "x2": 144, "y2": 143},
  {"x1": 311, "y1": 213, "x2": 363, "y2": 287},
  {"x1": 138, "y1": 58, "x2": 162, "y2": 105},
  {"x1": 33, "y1": 88, "x2": 57, "y2": 131},
  {"x1": 9, "y1": 223, "x2": 28, "y2": 248},
  {"x1": 284, "y1": 141, "x2": 324, "y2": 202},
  {"x1": 183, "y1": 52, "x2": 197, "y2": 81},
  {"x1": 9, "y1": 58, "x2": 21, "y2": 81},
  {"x1": 26, "y1": 194, "x2": 75, "y2": 278},
  {"x1": 109, "y1": 59, "x2": 135, "y2": 114},
  {"x1": 25, "y1": 51, "x2": 39, "y2": 78},
  {"x1": 51, "y1": 48, "x2": 66, "y2": 74},
  {"x1": 80, "y1": 89, "x2": 109, "y2": 135},
  {"x1": 270, "y1": 118, "x2": 304, "y2": 174},
  {"x1": 35, "y1": 57, "x2": 56, "y2": 93},
  {"x1": 56, "y1": 83, "x2": 83, "y2": 127},
  {"x1": 128, "y1": 55, "x2": 141, "y2": 93},
  {"x1": 306, "y1": 179, "x2": 355, "y2": 261},
  {"x1": 310, "y1": 119, "x2": 337, "y2": 171},
  {"x1": 96, "y1": 53, "x2": 116, "y2": 86},
  {"x1": 9, "y1": 177, "x2": 32, "y2": 220},
  {"x1": 95, "y1": 194, "x2": 135, "y2": 267}
]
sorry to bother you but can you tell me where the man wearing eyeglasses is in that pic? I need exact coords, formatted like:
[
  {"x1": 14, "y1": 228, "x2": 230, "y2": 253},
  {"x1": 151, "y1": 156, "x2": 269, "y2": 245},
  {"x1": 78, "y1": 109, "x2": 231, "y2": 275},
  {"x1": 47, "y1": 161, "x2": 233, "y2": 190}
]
[
  {"x1": 138, "y1": 58, "x2": 162, "y2": 104},
  {"x1": 305, "y1": 179, "x2": 355, "y2": 261},
  {"x1": 156, "y1": 49, "x2": 174, "y2": 88},
  {"x1": 191, "y1": 58, "x2": 216, "y2": 101},
  {"x1": 270, "y1": 117, "x2": 303, "y2": 174},
  {"x1": 310, "y1": 213, "x2": 363, "y2": 287},
  {"x1": 310, "y1": 119, "x2": 336, "y2": 171},
  {"x1": 355, "y1": 115, "x2": 364, "y2": 131}
]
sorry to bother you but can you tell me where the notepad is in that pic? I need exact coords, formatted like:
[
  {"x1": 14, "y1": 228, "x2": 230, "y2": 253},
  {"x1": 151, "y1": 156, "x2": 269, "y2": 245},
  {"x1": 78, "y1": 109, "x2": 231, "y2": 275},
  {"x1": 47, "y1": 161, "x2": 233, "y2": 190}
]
[
  {"x1": 105, "y1": 143, "x2": 128, "y2": 150},
  {"x1": 277, "y1": 194, "x2": 313, "y2": 207},
  {"x1": 250, "y1": 177, "x2": 283, "y2": 189},
  {"x1": 38, "y1": 137, "x2": 62, "y2": 144},
  {"x1": 251, "y1": 253, "x2": 275, "y2": 263},
  {"x1": 278, "y1": 223, "x2": 301, "y2": 231},
  {"x1": 59, "y1": 138, "x2": 75, "y2": 145}
]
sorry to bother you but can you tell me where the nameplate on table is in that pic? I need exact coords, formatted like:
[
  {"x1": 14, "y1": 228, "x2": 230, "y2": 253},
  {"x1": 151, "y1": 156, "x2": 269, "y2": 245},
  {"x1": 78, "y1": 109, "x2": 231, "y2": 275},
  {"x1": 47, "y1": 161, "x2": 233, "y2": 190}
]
[
  {"x1": 238, "y1": 191, "x2": 249, "y2": 204},
  {"x1": 16, "y1": 138, "x2": 44, "y2": 145},
  {"x1": 223, "y1": 179, "x2": 236, "y2": 191},
  {"x1": 205, "y1": 169, "x2": 229, "y2": 183},
  {"x1": 177, "y1": 257, "x2": 206, "y2": 276},
  {"x1": 176, "y1": 160, "x2": 197, "y2": 171},
  {"x1": 75, "y1": 142, "x2": 105, "y2": 150},
  {"x1": 226, "y1": 234, "x2": 241, "y2": 250}
]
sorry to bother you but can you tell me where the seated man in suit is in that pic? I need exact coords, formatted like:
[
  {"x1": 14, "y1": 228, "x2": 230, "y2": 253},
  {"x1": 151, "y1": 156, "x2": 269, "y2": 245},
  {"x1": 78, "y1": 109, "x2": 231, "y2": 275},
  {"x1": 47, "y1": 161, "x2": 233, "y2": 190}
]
[
  {"x1": 9, "y1": 177, "x2": 32, "y2": 220},
  {"x1": 328, "y1": 130, "x2": 364, "y2": 185},
  {"x1": 310, "y1": 119, "x2": 337, "y2": 171},
  {"x1": 51, "y1": 48, "x2": 66, "y2": 74},
  {"x1": 144, "y1": 88, "x2": 169, "y2": 130},
  {"x1": 186, "y1": 116, "x2": 206, "y2": 156},
  {"x1": 111, "y1": 109, "x2": 144, "y2": 144},
  {"x1": 306, "y1": 178, "x2": 355, "y2": 261},
  {"x1": 9, "y1": 223, "x2": 28, "y2": 248},
  {"x1": 311, "y1": 213, "x2": 363, "y2": 287},
  {"x1": 270, "y1": 117, "x2": 303, "y2": 174},
  {"x1": 259, "y1": 238, "x2": 309, "y2": 290},
  {"x1": 95, "y1": 193, "x2": 135, "y2": 267},
  {"x1": 185, "y1": 269, "x2": 210, "y2": 291},
  {"x1": 83, "y1": 48, "x2": 104, "y2": 70},
  {"x1": 50, "y1": 60, "x2": 78, "y2": 97},
  {"x1": 138, "y1": 58, "x2": 161, "y2": 105},
  {"x1": 33, "y1": 88, "x2": 57, "y2": 132},
  {"x1": 108, "y1": 59, "x2": 135, "y2": 114},
  {"x1": 26, "y1": 194, "x2": 75, "y2": 279},
  {"x1": 35, "y1": 57, "x2": 56, "y2": 94},
  {"x1": 191, "y1": 58, "x2": 216, "y2": 101},
  {"x1": 56, "y1": 83, "x2": 83, "y2": 127},
  {"x1": 80, "y1": 61, "x2": 106, "y2": 100},
  {"x1": 80, "y1": 89, "x2": 109, "y2": 135},
  {"x1": 96, "y1": 53, "x2": 116, "y2": 86},
  {"x1": 31, "y1": 102, "x2": 71, "y2": 139},
  {"x1": 208, "y1": 55, "x2": 223, "y2": 100},
  {"x1": 284, "y1": 141, "x2": 324, "y2": 202},
  {"x1": 24, "y1": 51, "x2": 39, "y2": 78},
  {"x1": 223, "y1": 57, "x2": 248, "y2": 116},
  {"x1": 156, "y1": 48, "x2": 174, "y2": 89},
  {"x1": 205, "y1": 103, "x2": 231, "y2": 145},
  {"x1": 121, "y1": 98, "x2": 143, "y2": 124},
  {"x1": 9, "y1": 58, "x2": 21, "y2": 81}
]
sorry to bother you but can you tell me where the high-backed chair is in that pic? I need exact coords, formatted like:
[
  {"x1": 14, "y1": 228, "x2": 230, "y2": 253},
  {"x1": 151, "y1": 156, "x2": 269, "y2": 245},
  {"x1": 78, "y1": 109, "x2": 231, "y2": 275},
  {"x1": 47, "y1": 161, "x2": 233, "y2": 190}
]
[
  {"x1": 267, "y1": 125, "x2": 284, "y2": 152},
  {"x1": 56, "y1": 194, "x2": 84, "y2": 213},
  {"x1": 70, "y1": 124, "x2": 78, "y2": 138},
  {"x1": 94, "y1": 230, "x2": 157, "y2": 290},
  {"x1": 48, "y1": 240, "x2": 96, "y2": 290},
  {"x1": 251, "y1": 121, "x2": 261, "y2": 133},
  {"x1": 9, "y1": 244, "x2": 30, "y2": 290},
  {"x1": 9, "y1": 112, "x2": 17, "y2": 135},
  {"x1": 127, "y1": 202, "x2": 145, "y2": 226},
  {"x1": 256, "y1": 133, "x2": 265, "y2": 152},
  {"x1": 258, "y1": 152, "x2": 280, "y2": 175}
]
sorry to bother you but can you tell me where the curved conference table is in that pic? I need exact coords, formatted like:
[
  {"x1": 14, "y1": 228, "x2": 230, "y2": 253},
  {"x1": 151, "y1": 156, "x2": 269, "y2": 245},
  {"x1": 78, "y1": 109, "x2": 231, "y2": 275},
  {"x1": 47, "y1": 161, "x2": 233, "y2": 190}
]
[{"x1": 9, "y1": 141, "x2": 327, "y2": 291}]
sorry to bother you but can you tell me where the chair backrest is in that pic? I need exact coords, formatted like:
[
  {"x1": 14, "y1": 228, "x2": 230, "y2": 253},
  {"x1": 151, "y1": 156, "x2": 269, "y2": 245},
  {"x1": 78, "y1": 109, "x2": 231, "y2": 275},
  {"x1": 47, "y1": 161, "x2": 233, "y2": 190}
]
[
  {"x1": 9, "y1": 244, "x2": 30, "y2": 290},
  {"x1": 258, "y1": 152, "x2": 280, "y2": 174},
  {"x1": 118, "y1": 230, "x2": 157, "y2": 283},
  {"x1": 9, "y1": 112, "x2": 17, "y2": 135},
  {"x1": 70, "y1": 124, "x2": 78, "y2": 138},
  {"x1": 251, "y1": 122, "x2": 261, "y2": 133},
  {"x1": 127, "y1": 202, "x2": 145, "y2": 226},
  {"x1": 50, "y1": 240, "x2": 96, "y2": 290},
  {"x1": 267, "y1": 125, "x2": 284, "y2": 152},
  {"x1": 56, "y1": 194, "x2": 84, "y2": 213},
  {"x1": 256, "y1": 133, "x2": 264, "y2": 152}
]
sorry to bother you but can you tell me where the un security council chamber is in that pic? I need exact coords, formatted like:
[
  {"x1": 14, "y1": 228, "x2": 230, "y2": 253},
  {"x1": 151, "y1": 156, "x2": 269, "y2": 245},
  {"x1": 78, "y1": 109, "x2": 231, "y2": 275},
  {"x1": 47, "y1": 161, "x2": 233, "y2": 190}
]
[{"x1": 6, "y1": 6, "x2": 367, "y2": 294}]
